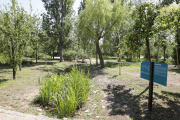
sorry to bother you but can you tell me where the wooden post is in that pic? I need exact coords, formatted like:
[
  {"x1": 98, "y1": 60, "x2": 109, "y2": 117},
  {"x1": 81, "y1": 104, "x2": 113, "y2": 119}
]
[{"x1": 148, "y1": 62, "x2": 154, "y2": 111}]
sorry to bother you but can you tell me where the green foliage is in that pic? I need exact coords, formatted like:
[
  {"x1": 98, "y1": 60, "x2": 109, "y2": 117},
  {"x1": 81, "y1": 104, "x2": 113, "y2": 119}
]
[
  {"x1": 77, "y1": 0, "x2": 130, "y2": 68},
  {"x1": 63, "y1": 50, "x2": 77, "y2": 61},
  {"x1": 0, "y1": 0, "x2": 35, "y2": 79},
  {"x1": 38, "y1": 67, "x2": 90, "y2": 117},
  {"x1": 41, "y1": 0, "x2": 74, "y2": 62},
  {"x1": 157, "y1": 5, "x2": 180, "y2": 64}
]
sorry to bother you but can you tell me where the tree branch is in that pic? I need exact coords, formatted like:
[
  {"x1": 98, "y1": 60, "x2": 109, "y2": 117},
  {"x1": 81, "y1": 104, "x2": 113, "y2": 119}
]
[{"x1": 102, "y1": 20, "x2": 117, "y2": 38}]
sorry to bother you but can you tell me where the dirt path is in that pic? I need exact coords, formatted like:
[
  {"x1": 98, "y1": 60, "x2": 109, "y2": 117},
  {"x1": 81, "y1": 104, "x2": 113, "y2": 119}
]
[{"x1": 0, "y1": 108, "x2": 60, "y2": 120}]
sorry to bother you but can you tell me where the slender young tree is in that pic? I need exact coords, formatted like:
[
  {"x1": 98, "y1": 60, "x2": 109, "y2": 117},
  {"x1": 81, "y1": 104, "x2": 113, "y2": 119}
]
[
  {"x1": 131, "y1": 2, "x2": 159, "y2": 62},
  {"x1": 0, "y1": 0, "x2": 32, "y2": 79}
]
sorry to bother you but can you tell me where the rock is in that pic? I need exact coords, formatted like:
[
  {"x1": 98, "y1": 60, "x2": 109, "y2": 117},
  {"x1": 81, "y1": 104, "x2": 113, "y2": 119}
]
[
  {"x1": 92, "y1": 104, "x2": 97, "y2": 108},
  {"x1": 63, "y1": 118, "x2": 68, "y2": 120},
  {"x1": 93, "y1": 90, "x2": 98, "y2": 94},
  {"x1": 36, "y1": 109, "x2": 42, "y2": 112},
  {"x1": 96, "y1": 116, "x2": 100, "y2": 118},
  {"x1": 85, "y1": 110, "x2": 89, "y2": 113},
  {"x1": 45, "y1": 106, "x2": 48, "y2": 110},
  {"x1": 102, "y1": 106, "x2": 105, "y2": 109},
  {"x1": 87, "y1": 113, "x2": 92, "y2": 116}
]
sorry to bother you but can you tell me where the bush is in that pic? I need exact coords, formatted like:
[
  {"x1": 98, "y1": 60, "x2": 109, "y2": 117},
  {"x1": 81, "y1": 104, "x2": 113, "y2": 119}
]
[
  {"x1": 64, "y1": 50, "x2": 77, "y2": 61},
  {"x1": 22, "y1": 60, "x2": 33, "y2": 65},
  {"x1": 38, "y1": 67, "x2": 90, "y2": 117}
]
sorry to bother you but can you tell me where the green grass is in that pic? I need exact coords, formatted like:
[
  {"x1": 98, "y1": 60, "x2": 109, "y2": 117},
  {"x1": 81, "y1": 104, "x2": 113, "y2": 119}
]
[{"x1": 38, "y1": 66, "x2": 90, "y2": 118}]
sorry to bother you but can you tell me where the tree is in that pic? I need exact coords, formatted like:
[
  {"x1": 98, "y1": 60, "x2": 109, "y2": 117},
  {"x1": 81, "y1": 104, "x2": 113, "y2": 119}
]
[
  {"x1": 78, "y1": 0, "x2": 86, "y2": 14},
  {"x1": 131, "y1": 2, "x2": 159, "y2": 62},
  {"x1": 78, "y1": 0, "x2": 128, "y2": 68},
  {"x1": 156, "y1": 4, "x2": 180, "y2": 67},
  {"x1": 160, "y1": 0, "x2": 179, "y2": 7},
  {"x1": 41, "y1": 0, "x2": 74, "y2": 62},
  {"x1": 0, "y1": 0, "x2": 32, "y2": 79},
  {"x1": 41, "y1": 13, "x2": 59, "y2": 59}
]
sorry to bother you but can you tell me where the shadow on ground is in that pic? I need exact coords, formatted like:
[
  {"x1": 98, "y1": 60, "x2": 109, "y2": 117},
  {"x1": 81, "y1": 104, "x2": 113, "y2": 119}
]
[
  {"x1": 103, "y1": 84, "x2": 180, "y2": 120},
  {"x1": 0, "y1": 78, "x2": 9, "y2": 85},
  {"x1": 168, "y1": 67, "x2": 180, "y2": 74}
]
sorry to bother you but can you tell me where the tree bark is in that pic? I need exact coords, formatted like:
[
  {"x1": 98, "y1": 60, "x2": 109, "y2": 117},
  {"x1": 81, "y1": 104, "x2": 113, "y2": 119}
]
[
  {"x1": 96, "y1": 40, "x2": 104, "y2": 68},
  {"x1": 59, "y1": 31, "x2": 64, "y2": 62},
  {"x1": 12, "y1": 47, "x2": 16, "y2": 79},
  {"x1": 36, "y1": 48, "x2": 37, "y2": 64},
  {"x1": 19, "y1": 63, "x2": 22, "y2": 71},
  {"x1": 146, "y1": 37, "x2": 151, "y2": 62},
  {"x1": 119, "y1": 52, "x2": 121, "y2": 75},
  {"x1": 96, "y1": 50, "x2": 98, "y2": 66},
  {"x1": 157, "y1": 46, "x2": 159, "y2": 61},
  {"x1": 176, "y1": 47, "x2": 179, "y2": 72},
  {"x1": 53, "y1": 49, "x2": 54, "y2": 60},
  {"x1": 163, "y1": 46, "x2": 166, "y2": 61},
  {"x1": 139, "y1": 50, "x2": 140, "y2": 61},
  {"x1": 13, "y1": 67, "x2": 16, "y2": 79}
]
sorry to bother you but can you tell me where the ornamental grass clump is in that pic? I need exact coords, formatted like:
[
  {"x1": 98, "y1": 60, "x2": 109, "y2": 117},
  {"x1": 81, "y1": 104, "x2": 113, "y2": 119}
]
[{"x1": 38, "y1": 67, "x2": 90, "y2": 117}]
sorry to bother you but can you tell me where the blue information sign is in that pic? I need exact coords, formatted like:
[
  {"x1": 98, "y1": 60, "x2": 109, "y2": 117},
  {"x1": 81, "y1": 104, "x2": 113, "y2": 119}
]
[
  {"x1": 153, "y1": 62, "x2": 168, "y2": 86},
  {"x1": 140, "y1": 61, "x2": 150, "y2": 80},
  {"x1": 140, "y1": 61, "x2": 168, "y2": 86}
]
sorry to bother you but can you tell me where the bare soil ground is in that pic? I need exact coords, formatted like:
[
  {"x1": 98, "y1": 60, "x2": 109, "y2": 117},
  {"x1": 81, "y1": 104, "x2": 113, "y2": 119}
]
[{"x1": 0, "y1": 60, "x2": 180, "y2": 120}]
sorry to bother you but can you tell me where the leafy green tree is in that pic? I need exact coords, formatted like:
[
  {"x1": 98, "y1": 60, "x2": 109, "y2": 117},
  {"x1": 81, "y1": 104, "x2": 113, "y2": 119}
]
[
  {"x1": 156, "y1": 4, "x2": 180, "y2": 65},
  {"x1": 160, "y1": 0, "x2": 179, "y2": 7},
  {"x1": 41, "y1": 0, "x2": 74, "y2": 62},
  {"x1": 131, "y1": 2, "x2": 159, "y2": 62},
  {"x1": 0, "y1": 0, "x2": 32, "y2": 79},
  {"x1": 78, "y1": 0, "x2": 86, "y2": 14},
  {"x1": 78, "y1": 0, "x2": 128, "y2": 68},
  {"x1": 41, "y1": 13, "x2": 59, "y2": 59}
]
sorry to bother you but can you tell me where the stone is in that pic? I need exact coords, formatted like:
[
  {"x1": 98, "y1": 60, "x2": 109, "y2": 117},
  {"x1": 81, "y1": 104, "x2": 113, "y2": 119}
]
[
  {"x1": 102, "y1": 106, "x2": 105, "y2": 109},
  {"x1": 85, "y1": 110, "x2": 89, "y2": 113},
  {"x1": 36, "y1": 109, "x2": 42, "y2": 112},
  {"x1": 96, "y1": 116, "x2": 100, "y2": 118},
  {"x1": 87, "y1": 113, "x2": 92, "y2": 116}
]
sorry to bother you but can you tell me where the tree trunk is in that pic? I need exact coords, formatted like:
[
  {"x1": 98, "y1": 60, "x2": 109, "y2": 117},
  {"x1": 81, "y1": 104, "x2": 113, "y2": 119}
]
[
  {"x1": 96, "y1": 50, "x2": 98, "y2": 66},
  {"x1": 157, "y1": 46, "x2": 159, "y2": 61},
  {"x1": 59, "y1": 30, "x2": 64, "y2": 62},
  {"x1": 139, "y1": 50, "x2": 140, "y2": 61},
  {"x1": 53, "y1": 50, "x2": 54, "y2": 60},
  {"x1": 96, "y1": 41, "x2": 104, "y2": 68},
  {"x1": 119, "y1": 52, "x2": 121, "y2": 75},
  {"x1": 146, "y1": 37, "x2": 151, "y2": 62},
  {"x1": 176, "y1": 47, "x2": 179, "y2": 72},
  {"x1": 19, "y1": 63, "x2": 22, "y2": 71},
  {"x1": 164, "y1": 46, "x2": 166, "y2": 61},
  {"x1": 13, "y1": 67, "x2": 16, "y2": 79},
  {"x1": 36, "y1": 48, "x2": 37, "y2": 64}
]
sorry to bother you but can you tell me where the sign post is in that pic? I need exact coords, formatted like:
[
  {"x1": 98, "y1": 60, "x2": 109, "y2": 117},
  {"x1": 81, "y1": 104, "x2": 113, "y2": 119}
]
[
  {"x1": 148, "y1": 62, "x2": 154, "y2": 111},
  {"x1": 140, "y1": 61, "x2": 168, "y2": 112}
]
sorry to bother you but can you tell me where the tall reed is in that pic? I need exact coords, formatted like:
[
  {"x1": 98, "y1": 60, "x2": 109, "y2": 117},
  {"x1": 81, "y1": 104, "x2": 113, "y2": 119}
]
[{"x1": 38, "y1": 67, "x2": 90, "y2": 117}]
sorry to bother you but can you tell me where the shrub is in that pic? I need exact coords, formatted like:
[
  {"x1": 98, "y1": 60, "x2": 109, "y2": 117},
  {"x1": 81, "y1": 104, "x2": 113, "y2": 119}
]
[
  {"x1": 64, "y1": 50, "x2": 77, "y2": 61},
  {"x1": 38, "y1": 67, "x2": 90, "y2": 117}
]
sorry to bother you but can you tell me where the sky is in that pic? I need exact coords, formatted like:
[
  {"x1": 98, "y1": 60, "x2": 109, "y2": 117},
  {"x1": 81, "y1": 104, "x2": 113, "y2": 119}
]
[{"x1": 0, "y1": 0, "x2": 81, "y2": 16}]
